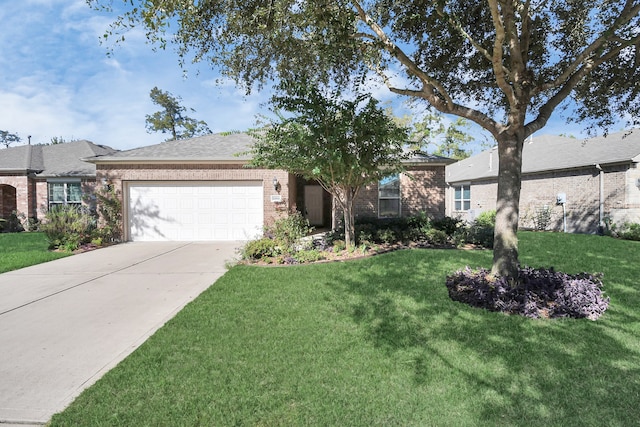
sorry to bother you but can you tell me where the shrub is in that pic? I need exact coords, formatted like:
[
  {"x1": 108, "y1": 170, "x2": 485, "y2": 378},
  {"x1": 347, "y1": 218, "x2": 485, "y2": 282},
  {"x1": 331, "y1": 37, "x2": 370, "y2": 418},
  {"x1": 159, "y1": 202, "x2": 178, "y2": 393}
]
[
  {"x1": 267, "y1": 211, "x2": 312, "y2": 250},
  {"x1": 475, "y1": 210, "x2": 496, "y2": 228},
  {"x1": 616, "y1": 222, "x2": 640, "y2": 241},
  {"x1": 431, "y1": 216, "x2": 464, "y2": 236},
  {"x1": 532, "y1": 205, "x2": 553, "y2": 231},
  {"x1": 425, "y1": 228, "x2": 449, "y2": 245},
  {"x1": 376, "y1": 228, "x2": 399, "y2": 244},
  {"x1": 464, "y1": 223, "x2": 494, "y2": 248},
  {"x1": 241, "y1": 238, "x2": 279, "y2": 260},
  {"x1": 293, "y1": 249, "x2": 326, "y2": 263},
  {"x1": 40, "y1": 205, "x2": 95, "y2": 251},
  {"x1": 445, "y1": 266, "x2": 609, "y2": 320},
  {"x1": 0, "y1": 211, "x2": 25, "y2": 233},
  {"x1": 332, "y1": 240, "x2": 346, "y2": 252},
  {"x1": 94, "y1": 184, "x2": 123, "y2": 243}
]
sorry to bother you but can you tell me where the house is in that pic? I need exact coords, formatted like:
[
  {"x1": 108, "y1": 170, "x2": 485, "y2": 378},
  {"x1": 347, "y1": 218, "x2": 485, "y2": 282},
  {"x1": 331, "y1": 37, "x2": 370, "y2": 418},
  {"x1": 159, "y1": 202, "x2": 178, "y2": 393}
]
[
  {"x1": 86, "y1": 133, "x2": 454, "y2": 242},
  {"x1": 0, "y1": 141, "x2": 117, "y2": 223},
  {"x1": 445, "y1": 129, "x2": 640, "y2": 233}
]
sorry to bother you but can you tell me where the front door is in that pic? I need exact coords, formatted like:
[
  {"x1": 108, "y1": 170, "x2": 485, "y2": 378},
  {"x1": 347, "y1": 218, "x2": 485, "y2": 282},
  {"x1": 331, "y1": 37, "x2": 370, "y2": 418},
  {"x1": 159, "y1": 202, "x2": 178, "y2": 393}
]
[{"x1": 304, "y1": 185, "x2": 324, "y2": 226}]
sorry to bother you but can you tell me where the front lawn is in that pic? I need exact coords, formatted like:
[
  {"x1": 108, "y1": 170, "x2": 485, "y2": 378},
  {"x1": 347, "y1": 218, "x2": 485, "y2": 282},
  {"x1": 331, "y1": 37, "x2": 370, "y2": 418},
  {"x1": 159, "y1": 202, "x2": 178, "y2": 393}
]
[
  {"x1": 50, "y1": 232, "x2": 640, "y2": 426},
  {"x1": 0, "y1": 232, "x2": 71, "y2": 274}
]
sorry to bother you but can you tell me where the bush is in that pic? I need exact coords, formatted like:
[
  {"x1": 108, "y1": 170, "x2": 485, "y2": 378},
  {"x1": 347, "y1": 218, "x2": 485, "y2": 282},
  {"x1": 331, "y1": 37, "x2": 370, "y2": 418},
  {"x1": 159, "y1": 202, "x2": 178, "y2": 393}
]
[
  {"x1": 241, "y1": 238, "x2": 279, "y2": 260},
  {"x1": 94, "y1": 184, "x2": 123, "y2": 243},
  {"x1": 0, "y1": 211, "x2": 24, "y2": 233},
  {"x1": 424, "y1": 228, "x2": 449, "y2": 245},
  {"x1": 332, "y1": 240, "x2": 346, "y2": 252},
  {"x1": 293, "y1": 249, "x2": 326, "y2": 263},
  {"x1": 464, "y1": 223, "x2": 494, "y2": 248},
  {"x1": 532, "y1": 206, "x2": 553, "y2": 231},
  {"x1": 376, "y1": 228, "x2": 399, "y2": 244},
  {"x1": 475, "y1": 210, "x2": 496, "y2": 228},
  {"x1": 431, "y1": 216, "x2": 464, "y2": 236},
  {"x1": 40, "y1": 205, "x2": 95, "y2": 251},
  {"x1": 267, "y1": 211, "x2": 312, "y2": 250},
  {"x1": 446, "y1": 266, "x2": 609, "y2": 320},
  {"x1": 615, "y1": 222, "x2": 640, "y2": 241}
]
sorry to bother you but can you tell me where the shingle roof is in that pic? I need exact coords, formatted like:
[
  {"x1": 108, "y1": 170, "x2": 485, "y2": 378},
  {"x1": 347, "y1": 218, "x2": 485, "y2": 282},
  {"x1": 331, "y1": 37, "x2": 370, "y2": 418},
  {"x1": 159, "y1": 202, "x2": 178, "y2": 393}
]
[
  {"x1": 0, "y1": 145, "x2": 34, "y2": 172},
  {"x1": 405, "y1": 150, "x2": 457, "y2": 165},
  {"x1": 0, "y1": 140, "x2": 117, "y2": 177},
  {"x1": 88, "y1": 133, "x2": 457, "y2": 165},
  {"x1": 446, "y1": 128, "x2": 640, "y2": 183},
  {"x1": 86, "y1": 133, "x2": 255, "y2": 163}
]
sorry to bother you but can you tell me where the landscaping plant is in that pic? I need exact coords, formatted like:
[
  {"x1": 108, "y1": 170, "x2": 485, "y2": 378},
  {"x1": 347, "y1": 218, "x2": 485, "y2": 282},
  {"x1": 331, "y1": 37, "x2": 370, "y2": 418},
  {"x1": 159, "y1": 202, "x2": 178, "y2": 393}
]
[
  {"x1": 93, "y1": 183, "x2": 123, "y2": 243},
  {"x1": 40, "y1": 205, "x2": 95, "y2": 251},
  {"x1": 446, "y1": 266, "x2": 609, "y2": 320}
]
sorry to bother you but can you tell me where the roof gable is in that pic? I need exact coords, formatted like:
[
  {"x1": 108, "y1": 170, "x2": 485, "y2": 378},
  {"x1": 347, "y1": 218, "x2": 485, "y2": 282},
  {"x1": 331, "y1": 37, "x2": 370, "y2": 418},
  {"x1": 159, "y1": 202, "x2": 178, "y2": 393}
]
[{"x1": 446, "y1": 128, "x2": 640, "y2": 183}]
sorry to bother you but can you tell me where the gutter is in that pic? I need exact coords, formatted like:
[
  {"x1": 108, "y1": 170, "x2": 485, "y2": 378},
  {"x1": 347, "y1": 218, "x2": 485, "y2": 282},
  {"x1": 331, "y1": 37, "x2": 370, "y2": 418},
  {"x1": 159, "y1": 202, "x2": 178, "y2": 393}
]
[
  {"x1": 81, "y1": 157, "x2": 251, "y2": 165},
  {"x1": 595, "y1": 164, "x2": 604, "y2": 230}
]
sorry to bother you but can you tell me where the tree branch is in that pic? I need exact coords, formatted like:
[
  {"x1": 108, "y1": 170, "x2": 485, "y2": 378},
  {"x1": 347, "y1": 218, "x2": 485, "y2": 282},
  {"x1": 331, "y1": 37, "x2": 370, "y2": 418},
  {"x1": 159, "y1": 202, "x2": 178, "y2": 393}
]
[
  {"x1": 350, "y1": 0, "x2": 455, "y2": 109},
  {"x1": 534, "y1": 0, "x2": 640, "y2": 95},
  {"x1": 487, "y1": 0, "x2": 517, "y2": 108},
  {"x1": 433, "y1": 4, "x2": 501, "y2": 70},
  {"x1": 526, "y1": 34, "x2": 639, "y2": 136}
]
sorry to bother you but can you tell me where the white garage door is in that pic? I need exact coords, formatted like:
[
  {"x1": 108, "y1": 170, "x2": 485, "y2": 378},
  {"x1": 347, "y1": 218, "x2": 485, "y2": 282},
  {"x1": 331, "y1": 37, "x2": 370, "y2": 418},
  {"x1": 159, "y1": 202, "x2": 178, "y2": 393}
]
[{"x1": 127, "y1": 181, "x2": 263, "y2": 241}]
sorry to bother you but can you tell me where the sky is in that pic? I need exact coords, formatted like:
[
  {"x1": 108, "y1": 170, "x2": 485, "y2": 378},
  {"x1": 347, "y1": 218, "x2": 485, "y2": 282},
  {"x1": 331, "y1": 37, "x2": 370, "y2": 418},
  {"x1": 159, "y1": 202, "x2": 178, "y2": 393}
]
[{"x1": 0, "y1": 0, "x2": 630, "y2": 153}]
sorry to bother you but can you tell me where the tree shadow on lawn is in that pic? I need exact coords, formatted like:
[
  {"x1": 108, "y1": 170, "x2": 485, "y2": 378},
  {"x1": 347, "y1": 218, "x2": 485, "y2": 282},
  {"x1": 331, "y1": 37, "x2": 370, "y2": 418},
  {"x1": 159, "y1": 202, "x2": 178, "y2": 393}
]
[{"x1": 324, "y1": 248, "x2": 640, "y2": 426}]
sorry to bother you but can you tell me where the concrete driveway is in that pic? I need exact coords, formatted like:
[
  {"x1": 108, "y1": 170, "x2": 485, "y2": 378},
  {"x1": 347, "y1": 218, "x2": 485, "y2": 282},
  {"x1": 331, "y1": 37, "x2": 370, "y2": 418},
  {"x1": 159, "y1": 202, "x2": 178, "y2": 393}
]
[{"x1": 0, "y1": 241, "x2": 240, "y2": 426}]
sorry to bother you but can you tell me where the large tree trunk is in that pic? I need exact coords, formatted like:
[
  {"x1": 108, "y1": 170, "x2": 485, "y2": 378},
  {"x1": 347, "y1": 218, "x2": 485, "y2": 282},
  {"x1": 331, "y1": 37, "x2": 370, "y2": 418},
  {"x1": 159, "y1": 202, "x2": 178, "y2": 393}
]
[{"x1": 492, "y1": 134, "x2": 525, "y2": 278}]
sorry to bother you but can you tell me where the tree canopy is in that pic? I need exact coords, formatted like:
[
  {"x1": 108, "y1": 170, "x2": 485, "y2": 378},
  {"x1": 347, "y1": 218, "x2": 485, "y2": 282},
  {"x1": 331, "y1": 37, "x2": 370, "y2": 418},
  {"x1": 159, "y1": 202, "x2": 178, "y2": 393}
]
[
  {"x1": 94, "y1": 0, "x2": 640, "y2": 277},
  {"x1": 249, "y1": 82, "x2": 409, "y2": 247},
  {"x1": 146, "y1": 87, "x2": 212, "y2": 141}
]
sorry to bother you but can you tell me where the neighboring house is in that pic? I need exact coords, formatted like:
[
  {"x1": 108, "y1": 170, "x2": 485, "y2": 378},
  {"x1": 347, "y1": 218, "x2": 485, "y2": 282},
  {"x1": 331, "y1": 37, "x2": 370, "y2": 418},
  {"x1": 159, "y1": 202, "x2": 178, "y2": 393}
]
[
  {"x1": 86, "y1": 133, "x2": 454, "y2": 242},
  {"x1": 0, "y1": 141, "x2": 117, "y2": 222},
  {"x1": 445, "y1": 129, "x2": 640, "y2": 233}
]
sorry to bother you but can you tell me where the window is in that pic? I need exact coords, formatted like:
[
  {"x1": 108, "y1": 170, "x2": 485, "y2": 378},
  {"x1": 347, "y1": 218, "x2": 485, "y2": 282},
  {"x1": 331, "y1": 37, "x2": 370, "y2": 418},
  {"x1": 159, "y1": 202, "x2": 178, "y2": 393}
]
[
  {"x1": 48, "y1": 182, "x2": 82, "y2": 209},
  {"x1": 454, "y1": 184, "x2": 471, "y2": 211},
  {"x1": 378, "y1": 174, "x2": 401, "y2": 218}
]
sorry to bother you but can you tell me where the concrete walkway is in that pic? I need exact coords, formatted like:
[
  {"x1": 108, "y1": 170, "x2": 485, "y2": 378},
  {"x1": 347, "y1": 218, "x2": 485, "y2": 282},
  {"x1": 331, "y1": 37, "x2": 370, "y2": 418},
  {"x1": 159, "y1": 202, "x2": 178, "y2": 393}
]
[{"x1": 0, "y1": 241, "x2": 240, "y2": 426}]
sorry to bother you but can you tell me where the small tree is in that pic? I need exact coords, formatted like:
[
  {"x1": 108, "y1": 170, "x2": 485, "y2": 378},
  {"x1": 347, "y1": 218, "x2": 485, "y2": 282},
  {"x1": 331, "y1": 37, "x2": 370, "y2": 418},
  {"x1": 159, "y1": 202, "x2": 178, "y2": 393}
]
[
  {"x1": 0, "y1": 130, "x2": 20, "y2": 148},
  {"x1": 145, "y1": 87, "x2": 212, "y2": 141},
  {"x1": 249, "y1": 82, "x2": 409, "y2": 248}
]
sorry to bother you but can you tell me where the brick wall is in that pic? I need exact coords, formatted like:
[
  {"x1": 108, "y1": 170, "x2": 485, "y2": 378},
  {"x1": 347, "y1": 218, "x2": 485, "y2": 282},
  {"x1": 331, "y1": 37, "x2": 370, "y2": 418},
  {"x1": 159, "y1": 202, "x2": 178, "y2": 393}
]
[
  {"x1": 97, "y1": 163, "x2": 291, "y2": 238},
  {"x1": 401, "y1": 166, "x2": 447, "y2": 218},
  {"x1": 0, "y1": 175, "x2": 31, "y2": 219},
  {"x1": 447, "y1": 163, "x2": 637, "y2": 233},
  {"x1": 341, "y1": 164, "x2": 448, "y2": 220}
]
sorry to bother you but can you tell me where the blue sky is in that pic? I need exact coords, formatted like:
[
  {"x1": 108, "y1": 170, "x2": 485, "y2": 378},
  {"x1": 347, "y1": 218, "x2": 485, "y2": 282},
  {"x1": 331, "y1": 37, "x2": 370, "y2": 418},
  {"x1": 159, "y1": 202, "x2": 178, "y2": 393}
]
[{"x1": 0, "y1": 0, "x2": 626, "y2": 152}]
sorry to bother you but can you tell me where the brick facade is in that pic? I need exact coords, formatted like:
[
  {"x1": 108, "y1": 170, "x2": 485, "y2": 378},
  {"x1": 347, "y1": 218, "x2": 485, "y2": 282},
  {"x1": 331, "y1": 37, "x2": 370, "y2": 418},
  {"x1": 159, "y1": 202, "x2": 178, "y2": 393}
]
[
  {"x1": 332, "y1": 165, "x2": 448, "y2": 223},
  {"x1": 447, "y1": 163, "x2": 640, "y2": 233},
  {"x1": 0, "y1": 175, "x2": 33, "y2": 219},
  {"x1": 97, "y1": 163, "x2": 292, "y2": 239}
]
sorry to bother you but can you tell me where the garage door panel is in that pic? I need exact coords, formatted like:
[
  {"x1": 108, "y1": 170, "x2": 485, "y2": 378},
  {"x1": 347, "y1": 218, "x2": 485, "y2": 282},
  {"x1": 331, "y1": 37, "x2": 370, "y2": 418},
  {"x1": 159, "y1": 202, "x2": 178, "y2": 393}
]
[{"x1": 128, "y1": 181, "x2": 263, "y2": 242}]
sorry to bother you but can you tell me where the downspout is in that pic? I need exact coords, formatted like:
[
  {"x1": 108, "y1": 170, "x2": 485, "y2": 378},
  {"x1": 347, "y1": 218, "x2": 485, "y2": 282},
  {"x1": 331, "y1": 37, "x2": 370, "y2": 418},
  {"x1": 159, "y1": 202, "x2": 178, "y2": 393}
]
[{"x1": 595, "y1": 164, "x2": 604, "y2": 231}]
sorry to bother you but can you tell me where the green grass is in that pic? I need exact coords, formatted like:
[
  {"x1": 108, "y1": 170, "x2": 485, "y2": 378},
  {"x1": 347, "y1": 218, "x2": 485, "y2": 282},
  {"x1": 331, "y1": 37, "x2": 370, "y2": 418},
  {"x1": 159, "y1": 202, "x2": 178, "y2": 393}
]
[
  {"x1": 50, "y1": 232, "x2": 640, "y2": 426},
  {"x1": 0, "y1": 232, "x2": 70, "y2": 273}
]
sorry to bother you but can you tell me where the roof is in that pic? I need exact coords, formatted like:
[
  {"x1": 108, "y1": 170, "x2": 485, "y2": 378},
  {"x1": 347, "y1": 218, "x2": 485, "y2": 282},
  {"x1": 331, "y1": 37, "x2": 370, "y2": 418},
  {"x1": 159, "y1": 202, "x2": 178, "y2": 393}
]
[
  {"x1": 405, "y1": 150, "x2": 457, "y2": 165},
  {"x1": 87, "y1": 133, "x2": 456, "y2": 165},
  {"x1": 446, "y1": 128, "x2": 640, "y2": 183},
  {"x1": 86, "y1": 133, "x2": 255, "y2": 164},
  {"x1": 0, "y1": 140, "x2": 117, "y2": 177}
]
